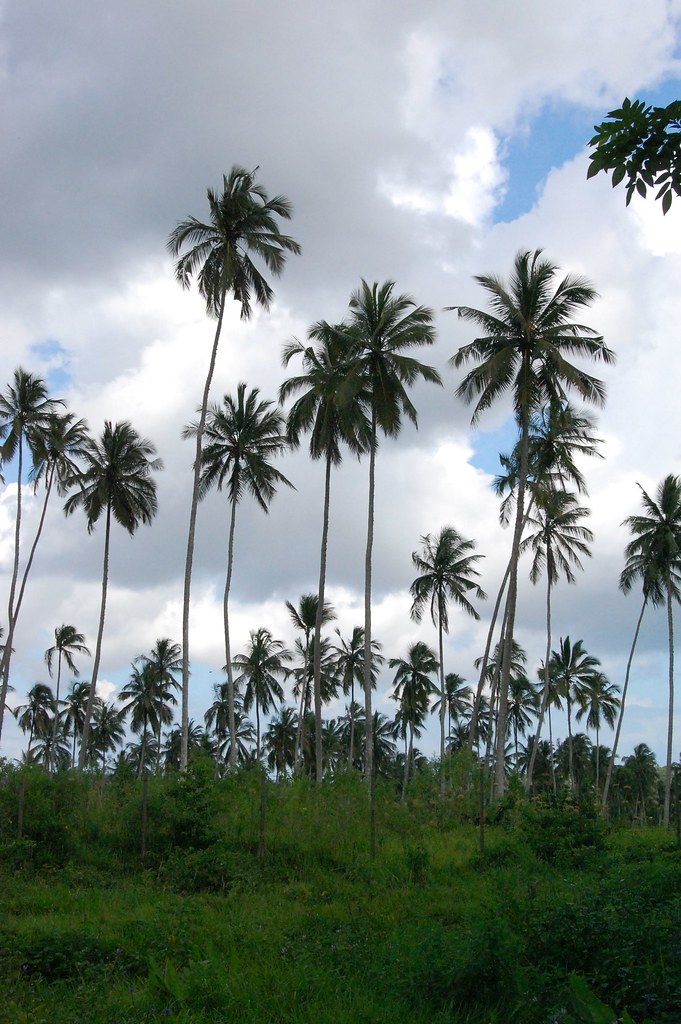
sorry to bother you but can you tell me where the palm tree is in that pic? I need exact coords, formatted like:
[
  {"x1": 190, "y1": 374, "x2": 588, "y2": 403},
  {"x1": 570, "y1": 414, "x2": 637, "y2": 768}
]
[
  {"x1": 285, "y1": 593, "x2": 336, "y2": 773},
  {"x1": 61, "y1": 680, "x2": 90, "y2": 767},
  {"x1": 168, "y1": 166, "x2": 301, "y2": 771},
  {"x1": 119, "y1": 662, "x2": 176, "y2": 777},
  {"x1": 431, "y1": 671, "x2": 472, "y2": 745},
  {"x1": 410, "y1": 525, "x2": 485, "y2": 796},
  {"x1": 345, "y1": 279, "x2": 441, "y2": 783},
  {"x1": 575, "y1": 670, "x2": 620, "y2": 798},
  {"x1": 233, "y1": 627, "x2": 291, "y2": 762},
  {"x1": 90, "y1": 701, "x2": 126, "y2": 771},
  {"x1": 622, "y1": 743, "x2": 660, "y2": 824},
  {"x1": 507, "y1": 674, "x2": 540, "y2": 767},
  {"x1": 0, "y1": 369, "x2": 61, "y2": 743},
  {"x1": 618, "y1": 475, "x2": 681, "y2": 825},
  {"x1": 14, "y1": 682, "x2": 54, "y2": 753},
  {"x1": 450, "y1": 250, "x2": 614, "y2": 797},
  {"x1": 281, "y1": 324, "x2": 370, "y2": 782},
  {"x1": 186, "y1": 383, "x2": 292, "y2": 770},
  {"x1": 602, "y1": 523, "x2": 667, "y2": 813},
  {"x1": 64, "y1": 421, "x2": 162, "y2": 768},
  {"x1": 522, "y1": 489, "x2": 593, "y2": 788},
  {"x1": 264, "y1": 705, "x2": 298, "y2": 780},
  {"x1": 0, "y1": 412, "x2": 90, "y2": 719},
  {"x1": 45, "y1": 624, "x2": 91, "y2": 770},
  {"x1": 389, "y1": 641, "x2": 438, "y2": 798},
  {"x1": 549, "y1": 637, "x2": 601, "y2": 787},
  {"x1": 330, "y1": 626, "x2": 383, "y2": 769}
]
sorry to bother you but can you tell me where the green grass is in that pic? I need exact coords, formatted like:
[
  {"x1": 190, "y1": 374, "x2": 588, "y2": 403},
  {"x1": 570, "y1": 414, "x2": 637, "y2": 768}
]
[{"x1": 1, "y1": 764, "x2": 680, "y2": 1023}]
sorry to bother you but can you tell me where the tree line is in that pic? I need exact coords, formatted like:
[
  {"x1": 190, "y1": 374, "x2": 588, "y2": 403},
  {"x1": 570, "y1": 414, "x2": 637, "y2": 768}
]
[{"x1": 0, "y1": 162, "x2": 679, "y2": 822}]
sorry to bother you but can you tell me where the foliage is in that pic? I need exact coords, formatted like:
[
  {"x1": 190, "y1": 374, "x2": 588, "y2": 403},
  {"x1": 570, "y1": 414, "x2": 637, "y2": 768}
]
[{"x1": 588, "y1": 96, "x2": 681, "y2": 213}]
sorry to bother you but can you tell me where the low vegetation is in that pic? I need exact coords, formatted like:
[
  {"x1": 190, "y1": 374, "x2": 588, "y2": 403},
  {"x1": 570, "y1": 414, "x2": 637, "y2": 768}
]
[{"x1": 1, "y1": 758, "x2": 680, "y2": 1023}]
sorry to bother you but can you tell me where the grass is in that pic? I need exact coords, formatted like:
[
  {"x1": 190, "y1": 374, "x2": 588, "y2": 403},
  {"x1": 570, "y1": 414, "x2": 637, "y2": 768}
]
[{"x1": 1, "y1": 762, "x2": 680, "y2": 1023}]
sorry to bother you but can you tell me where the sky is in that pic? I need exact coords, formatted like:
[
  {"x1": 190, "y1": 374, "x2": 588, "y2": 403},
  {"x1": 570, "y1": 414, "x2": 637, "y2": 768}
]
[{"x1": 2, "y1": 0, "x2": 681, "y2": 767}]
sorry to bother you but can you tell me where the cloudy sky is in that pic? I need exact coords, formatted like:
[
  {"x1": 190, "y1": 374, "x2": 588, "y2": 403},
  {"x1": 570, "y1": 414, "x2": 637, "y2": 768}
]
[{"x1": 2, "y1": 0, "x2": 681, "y2": 765}]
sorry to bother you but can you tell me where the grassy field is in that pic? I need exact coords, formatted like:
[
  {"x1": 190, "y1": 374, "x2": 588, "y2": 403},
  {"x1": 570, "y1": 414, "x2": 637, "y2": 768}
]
[{"x1": 1, "y1": 761, "x2": 680, "y2": 1023}]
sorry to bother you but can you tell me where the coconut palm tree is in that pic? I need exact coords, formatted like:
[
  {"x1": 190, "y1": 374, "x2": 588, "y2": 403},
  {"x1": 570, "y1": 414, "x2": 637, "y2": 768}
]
[
  {"x1": 602, "y1": 533, "x2": 667, "y2": 813},
  {"x1": 549, "y1": 637, "x2": 601, "y2": 788},
  {"x1": 288, "y1": 632, "x2": 338, "y2": 775},
  {"x1": 264, "y1": 705, "x2": 298, "y2": 780},
  {"x1": 281, "y1": 323, "x2": 371, "y2": 782},
  {"x1": 64, "y1": 421, "x2": 162, "y2": 768},
  {"x1": 430, "y1": 672, "x2": 473, "y2": 746},
  {"x1": 233, "y1": 628, "x2": 291, "y2": 762},
  {"x1": 345, "y1": 279, "x2": 441, "y2": 783},
  {"x1": 389, "y1": 641, "x2": 438, "y2": 799},
  {"x1": 575, "y1": 670, "x2": 620, "y2": 799},
  {"x1": 168, "y1": 167, "x2": 300, "y2": 770},
  {"x1": 119, "y1": 662, "x2": 176, "y2": 777},
  {"x1": 522, "y1": 489, "x2": 593, "y2": 788},
  {"x1": 285, "y1": 593, "x2": 336, "y2": 773},
  {"x1": 330, "y1": 626, "x2": 384, "y2": 769},
  {"x1": 450, "y1": 250, "x2": 613, "y2": 797},
  {"x1": 61, "y1": 680, "x2": 91, "y2": 767},
  {"x1": 0, "y1": 412, "x2": 90, "y2": 723},
  {"x1": 506, "y1": 673, "x2": 540, "y2": 767},
  {"x1": 14, "y1": 682, "x2": 55, "y2": 754},
  {"x1": 89, "y1": 700, "x2": 126, "y2": 771},
  {"x1": 617, "y1": 475, "x2": 681, "y2": 825},
  {"x1": 45, "y1": 624, "x2": 91, "y2": 771},
  {"x1": 185, "y1": 383, "x2": 292, "y2": 770},
  {"x1": 410, "y1": 525, "x2": 485, "y2": 796},
  {"x1": 0, "y1": 369, "x2": 62, "y2": 743}
]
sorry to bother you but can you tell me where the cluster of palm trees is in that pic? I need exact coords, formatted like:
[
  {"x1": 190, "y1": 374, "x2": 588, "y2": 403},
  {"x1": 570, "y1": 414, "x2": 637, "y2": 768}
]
[
  {"x1": 14, "y1": 608, "x2": 668, "y2": 822},
  {"x1": 2, "y1": 165, "x2": 680, "y2": 818}
]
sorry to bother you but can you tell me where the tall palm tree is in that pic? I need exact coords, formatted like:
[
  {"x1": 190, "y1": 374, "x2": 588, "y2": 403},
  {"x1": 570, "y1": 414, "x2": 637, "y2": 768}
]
[
  {"x1": 168, "y1": 167, "x2": 300, "y2": 771},
  {"x1": 430, "y1": 671, "x2": 472, "y2": 745},
  {"x1": 45, "y1": 624, "x2": 91, "y2": 771},
  {"x1": 602, "y1": 531, "x2": 666, "y2": 813},
  {"x1": 14, "y1": 682, "x2": 55, "y2": 753},
  {"x1": 575, "y1": 670, "x2": 620, "y2": 798},
  {"x1": 0, "y1": 412, "x2": 90, "y2": 718},
  {"x1": 449, "y1": 249, "x2": 613, "y2": 797},
  {"x1": 0, "y1": 369, "x2": 61, "y2": 743},
  {"x1": 186, "y1": 383, "x2": 292, "y2": 769},
  {"x1": 549, "y1": 636, "x2": 601, "y2": 787},
  {"x1": 233, "y1": 627, "x2": 291, "y2": 762},
  {"x1": 469, "y1": 401, "x2": 602, "y2": 753},
  {"x1": 285, "y1": 593, "x2": 336, "y2": 773},
  {"x1": 64, "y1": 421, "x2": 162, "y2": 768},
  {"x1": 389, "y1": 641, "x2": 438, "y2": 798},
  {"x1": 281, "y1": 324, "x2": 370, "y2": 782},
  {"x1": 330, "y1": 626, "x2": 384, "y2": 768},
  {"x1": 119, "y1": 662, "x2": 176, "y2": 777},
  {"x1": 346, "y1": 279, "x2": 441, "y2": 782},
  {"x1": 618, "y1": 475, "x2": 681, "y2": 825},
  {"x1": 410, "y1": 525, "x2": 485, "y2": 796},
  {"x1": 522, "y1": 489, "x2": 593, "y2": 788}
]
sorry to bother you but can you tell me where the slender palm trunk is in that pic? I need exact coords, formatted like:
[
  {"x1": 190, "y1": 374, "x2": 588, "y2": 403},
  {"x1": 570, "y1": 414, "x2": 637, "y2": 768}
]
[
  {"x1": 224, "y1": 495, "x2": 238, "y2": 769},
  {"x1": 363, "y1": 423, "x2": 377, "y2": 785},
  {"x1": 494, "y1": 409, "x2": 530, "y2": 799},
  {"x1": 255, "y1": 701, "x2": 261, "y2": 763},
  {"x1": 602, "y1": 597, "x2": 646, "y2": 812},
  {"x1": 294, "y1": 638, "x2": 310, "y2": 772},
  {"x1": 595, "y1": 722, "x2": 601, "y2": 799},
  {"x1": 527, "y1": 571, "x2": 553, "y2": 790},
  {"x1": 78, "y1": 503, "x2": 111, "y2": 770},
  {"x1": 664, "y1": 579, "x2": 675, "y2": 827},
  {"x1": 50, "y1": 650, "x2": 63, "y2": 773},
  {"x1": 181, "y1": 295, "x2": 226, "y2": 771},
  {"x1": 313, "y1": 452, "x2": 333, "y2": 784},
  {"x1": 567, "y1": 694, "x2": 574, "y2": 787},
  {"x1": 348, "y1": 678, "x2": 355, "y2": 769},
  {"x1": 402, "y1": 726, "x2": 413, "y2": 802},
  {"x1": 0, "y1": 437, "x2": 24, "y2": 744},
  {"x1": 548, "y1": 705, "x2": 557, "y2": 796},
  {"x1": 137, "y1": 720, "x2": 148, "y2": 779},
  {"x1": 437, "y1": 616, "x2": 446, "y2": 799}
]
